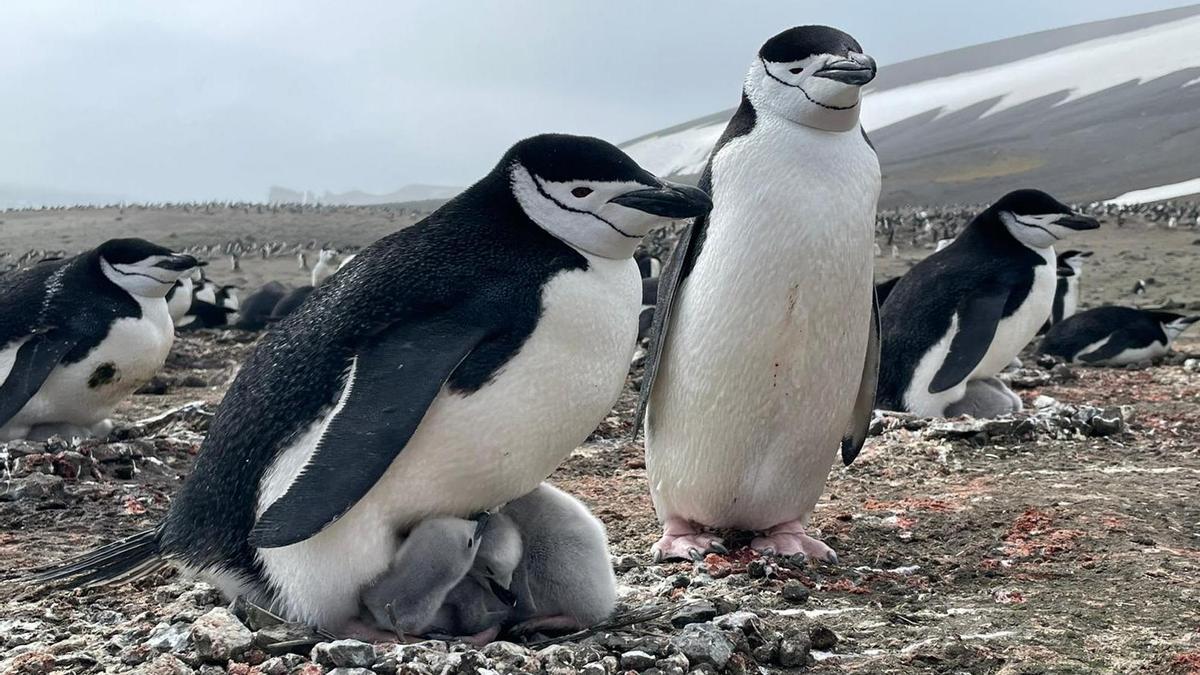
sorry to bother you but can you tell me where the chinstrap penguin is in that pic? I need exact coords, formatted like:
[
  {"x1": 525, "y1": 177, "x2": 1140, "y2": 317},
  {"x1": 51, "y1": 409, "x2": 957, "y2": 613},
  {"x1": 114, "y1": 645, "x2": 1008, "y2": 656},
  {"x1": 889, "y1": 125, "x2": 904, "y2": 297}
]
[
  {"x1": 1039, "y1": 306, "x2": 1198, "y2": 366},
  {"x1": 311, "y1": 248, "x2": 341, "y2": 287},
  {"x1": 235, "y1": 282, "x2": 289, "y2": 331},
  {"x1": 636, "y1": 26, "x2": 882, "y2": 562},
  {"x1": 0, "y1": 239, "x2": 199, "y2": 441},
  {"x1": 876, "y1": 189, "x2": 1099, "y2": 418},
  {"x1": 1039, "y1": 249, "x2": 1092, "y2": 334},
  {"x1": 35, "y1": 134, "x2": 710, "y2": 630}
]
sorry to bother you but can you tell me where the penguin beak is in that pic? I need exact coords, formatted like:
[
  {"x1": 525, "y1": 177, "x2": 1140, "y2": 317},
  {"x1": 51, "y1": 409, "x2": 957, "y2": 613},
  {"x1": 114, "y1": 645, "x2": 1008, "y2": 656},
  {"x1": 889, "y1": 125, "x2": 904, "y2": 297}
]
[
  {"x1": 155, "y1": 254, "x2": 201, "y2": 272},
  {"x1": 609, "y1": 182, "x2": 713, "y2": 219},
  {"x1": 814, "y1": 53, "x2": 877, "y2": 85},
  {"x1": 1054, "y1": 214, "x2": 1100, "y2": 231},
  {"x1": 488, "y1": 578, "x2": 518, "y2": 606}
]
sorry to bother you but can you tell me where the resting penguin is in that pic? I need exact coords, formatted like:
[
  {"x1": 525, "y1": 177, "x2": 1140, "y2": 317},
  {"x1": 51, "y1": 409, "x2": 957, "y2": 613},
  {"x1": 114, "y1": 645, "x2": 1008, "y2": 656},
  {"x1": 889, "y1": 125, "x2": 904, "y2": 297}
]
[
  {"x1": 636, "y1": 26, "x2": 882, "y2": 562},
  {"x1": 1039, "y1": 306, "x2": 1199, "y2": 366},
  {"x1": 36, "y1": 134, "x2": 711, "y2": 630},
  {"x1": 0, "y1": 239, "x2": 198, "y2": 441},
  {"x1": 235, "y1": 281, "x2": 289, "y2": 331},
  {"x1": 268, "y1": 286, "x2": 315, "y2": 322},
  {"x1": 876, "y1": 190, "x2": 1099, "y2": 417}
]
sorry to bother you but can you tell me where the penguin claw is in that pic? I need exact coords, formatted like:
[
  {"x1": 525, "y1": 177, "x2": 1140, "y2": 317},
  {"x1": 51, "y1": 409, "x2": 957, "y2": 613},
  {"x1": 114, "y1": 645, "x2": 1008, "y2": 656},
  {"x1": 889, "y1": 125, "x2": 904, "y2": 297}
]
[
  {"x1": 709, "y1": 542, "x2": 729, "y2": 555},
  {"x1": 751, "y1": 524, "x2": 838, "y2": 563},
  {"x1": 688, "y1": 548, "x2": 704, "y2": 562},
  {"x1": 650, "y1": 527, "x2": 727, "y2": 562}
]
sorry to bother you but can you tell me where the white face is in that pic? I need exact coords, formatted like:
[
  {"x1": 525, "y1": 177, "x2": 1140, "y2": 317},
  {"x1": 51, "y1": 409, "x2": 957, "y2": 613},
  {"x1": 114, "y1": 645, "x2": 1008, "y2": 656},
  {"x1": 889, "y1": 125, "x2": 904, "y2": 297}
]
[
  {"x1": 511, "y1": 163, "x2": 667, "y2": 259},
  {"x1": 1000, "y1": 212, "x2": 1081, "y2": 249},
  {"x1": 318, "y1": 249, "x2": 339, "y2": 264},
  {"x1": 1164, "y1": 318, "x2": 1198, "y2": 340},
  {"x1": 745, "y1": 53, "x2": 870, "y2": 132},
  {"x1": 101, "y1": 255, "x2": 194, "y2": 298},
  {"x1": 1063, "y1": 255, "x2": 1087, "y2": 273}
]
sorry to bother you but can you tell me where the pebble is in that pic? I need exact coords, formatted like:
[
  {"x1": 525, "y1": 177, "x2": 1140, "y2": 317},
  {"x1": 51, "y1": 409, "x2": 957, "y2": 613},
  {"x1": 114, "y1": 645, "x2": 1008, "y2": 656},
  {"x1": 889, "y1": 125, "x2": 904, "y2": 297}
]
[
  {"x1": 620, "y1": 650, "x2": 657, "y2": 670},
  {"x1": 190, "y1": 607, "x2": 253, "y2": 662},
  {"x1": 777, "y1": 634, "x2": 811, "y2": 667},
  {"x1": 1, "y1": 473, "x2": 66, "y2": 501},
  {"x1": 134, "y1": 653, "x2": 195, "y2": 675},
  {"x1": 668, "y1": 624, "x2": 735, "y2": 670},
  {"x1": 146, "y1": 622, "x2": 192, "y2": 652},
  {"x1": 810, "y1": 625, "x2": 838, "y2": 650},
  {"x1": 670, "y1": 601, "x2": 717, "y2": 627},
  {"x1": 312, "y1": 640, "x2": 377, "y2": 668},
  {"x1": 781, "y1": 581, "x2": 810, "y2": 603}
]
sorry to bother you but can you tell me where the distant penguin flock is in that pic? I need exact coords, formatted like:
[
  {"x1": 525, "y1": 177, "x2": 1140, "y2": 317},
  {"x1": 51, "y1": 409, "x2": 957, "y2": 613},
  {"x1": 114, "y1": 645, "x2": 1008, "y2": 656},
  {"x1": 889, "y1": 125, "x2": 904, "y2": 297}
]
[{"x1": 16, "y1": 22, "x2": 1198, "y2": 649}]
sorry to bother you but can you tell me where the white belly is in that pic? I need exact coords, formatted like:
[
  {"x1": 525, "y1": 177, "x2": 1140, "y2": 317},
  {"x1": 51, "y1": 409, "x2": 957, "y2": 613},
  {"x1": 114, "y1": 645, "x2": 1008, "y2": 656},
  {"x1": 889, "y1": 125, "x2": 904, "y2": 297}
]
[
  {"x1": 253, "y1": 255, "x2": 640, "y2": 628},
  {"x1": 903, "y1": 249, "x2": 1056, "y2": 416},
  {"x1": 1074, "y1": 335, "x2": 1167, "y2": 365},
  {"x1": 0, "y1": 298, "x2": 174, "y2": 440},
  {"x1": 646, "y1": 120, "x2": 880, "y2": 531}
]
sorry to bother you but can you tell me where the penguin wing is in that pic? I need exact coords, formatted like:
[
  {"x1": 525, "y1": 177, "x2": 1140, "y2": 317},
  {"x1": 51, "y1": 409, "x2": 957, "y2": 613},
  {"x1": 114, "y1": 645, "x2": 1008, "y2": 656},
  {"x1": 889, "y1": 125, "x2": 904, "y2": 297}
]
[
  {"x1": 633, "y1": 219, "x2": 701, "y2": 434},
  {"x1": 840, "y1": 289, "x2": 881, "y2": 466},
  {"x1": 0, "y1": 334, "x2": 76, "y2": 428},
  {"x1": 928, "y1": 288, "x2": 1010, "y2": 394},
  {"x1": 248, "y1": 315, "x2": 491, "y2": 549},
  {"x1": 1075, "y1": 331, "x2": 1133, "y2": 364}
]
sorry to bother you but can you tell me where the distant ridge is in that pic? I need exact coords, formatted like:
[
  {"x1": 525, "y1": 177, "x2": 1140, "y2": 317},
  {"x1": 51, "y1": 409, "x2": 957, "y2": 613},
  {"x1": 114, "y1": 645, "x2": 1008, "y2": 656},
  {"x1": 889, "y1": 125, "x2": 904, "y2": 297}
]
[{"x1": 268, "y1": 184, "x2": 461, "y2": 206}]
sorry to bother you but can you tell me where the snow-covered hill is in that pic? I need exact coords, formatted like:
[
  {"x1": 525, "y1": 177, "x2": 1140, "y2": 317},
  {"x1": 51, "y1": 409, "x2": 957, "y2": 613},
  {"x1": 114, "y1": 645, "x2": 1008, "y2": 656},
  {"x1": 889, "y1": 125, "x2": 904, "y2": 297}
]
[{"x1": 622, "y1": 5, "x2": 1200, "y2": 206}]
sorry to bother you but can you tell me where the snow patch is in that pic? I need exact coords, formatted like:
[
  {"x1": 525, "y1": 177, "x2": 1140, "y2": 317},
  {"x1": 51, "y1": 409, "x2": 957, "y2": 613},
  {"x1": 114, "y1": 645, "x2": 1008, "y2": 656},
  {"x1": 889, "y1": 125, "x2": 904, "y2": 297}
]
[{"x1": 1104, "y1": 177, "x2": 1200, "y2": 205}]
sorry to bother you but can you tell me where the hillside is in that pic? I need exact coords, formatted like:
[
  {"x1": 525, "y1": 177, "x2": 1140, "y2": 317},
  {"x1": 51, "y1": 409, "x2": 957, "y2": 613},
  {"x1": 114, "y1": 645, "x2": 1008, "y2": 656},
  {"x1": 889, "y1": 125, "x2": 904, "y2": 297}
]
[{"x1": 622, "y1": 5, "x2": 1200, "y2": 207}]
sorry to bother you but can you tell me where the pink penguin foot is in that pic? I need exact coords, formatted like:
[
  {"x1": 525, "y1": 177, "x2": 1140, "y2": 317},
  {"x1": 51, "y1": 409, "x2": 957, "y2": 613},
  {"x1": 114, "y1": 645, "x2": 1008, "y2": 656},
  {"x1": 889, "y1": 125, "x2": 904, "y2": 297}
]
[
  {"x1": 651, "y1": 517, "x2": 728, "y2": 562},
  {"x1": 750, "y1": 521, "x2": 838, "y2": 563}
]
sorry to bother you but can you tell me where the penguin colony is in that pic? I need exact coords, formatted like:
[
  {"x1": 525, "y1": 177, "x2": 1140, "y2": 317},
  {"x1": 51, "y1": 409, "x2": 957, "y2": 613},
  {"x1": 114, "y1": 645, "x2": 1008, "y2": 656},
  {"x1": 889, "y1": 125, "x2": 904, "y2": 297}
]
[{"x1": 13, "y1": 23, "x2": 1196, "y2": 647}]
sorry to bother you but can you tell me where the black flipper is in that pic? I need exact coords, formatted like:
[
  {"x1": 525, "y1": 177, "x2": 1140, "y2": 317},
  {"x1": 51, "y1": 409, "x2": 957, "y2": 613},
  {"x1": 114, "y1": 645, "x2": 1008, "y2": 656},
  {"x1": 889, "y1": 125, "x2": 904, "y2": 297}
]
[
  {"x1": 249, "y1": 316, "x2": 492, "y2": 548},
  {"x1": 1076, "y1": 332, "x2": 1136, "y2": 364},
  {"x1": 633, "y1": 220, "x2": 700, "y2": 436},
  {"x1": 0, "y1": 334, "x2": 76, "y2": 429},
  {"x1": 929, "y1": 288, "x2": 1009, "y2": 394},
  {"x1": 840, "y1": 288, "x2": 881, "y2": 466}
]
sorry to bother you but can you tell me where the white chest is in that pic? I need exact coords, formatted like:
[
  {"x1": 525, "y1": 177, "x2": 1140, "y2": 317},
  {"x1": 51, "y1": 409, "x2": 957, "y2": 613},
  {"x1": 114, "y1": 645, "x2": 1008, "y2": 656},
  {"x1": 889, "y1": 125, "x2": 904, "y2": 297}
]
[
  {"x1": 974, "y1": 249, "x2": 1056, "y2": 378},
  {"x1": 7, "y1": 297, "x2": 175, "y2": 430}
]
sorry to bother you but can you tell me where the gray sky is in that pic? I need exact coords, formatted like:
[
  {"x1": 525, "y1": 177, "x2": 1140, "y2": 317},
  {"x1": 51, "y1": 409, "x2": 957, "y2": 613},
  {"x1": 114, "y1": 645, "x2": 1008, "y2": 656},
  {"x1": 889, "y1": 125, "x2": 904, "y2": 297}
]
[{"x1": 1, "y1": 1, "x2": 1192, "y2": 203}]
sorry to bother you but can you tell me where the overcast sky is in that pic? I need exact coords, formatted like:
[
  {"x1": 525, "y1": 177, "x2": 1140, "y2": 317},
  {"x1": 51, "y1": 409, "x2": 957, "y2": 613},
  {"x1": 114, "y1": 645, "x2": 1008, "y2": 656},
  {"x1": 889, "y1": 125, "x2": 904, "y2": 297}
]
[{"x1": 1, "y1": 1, "x2": 1191, "y2": 203}]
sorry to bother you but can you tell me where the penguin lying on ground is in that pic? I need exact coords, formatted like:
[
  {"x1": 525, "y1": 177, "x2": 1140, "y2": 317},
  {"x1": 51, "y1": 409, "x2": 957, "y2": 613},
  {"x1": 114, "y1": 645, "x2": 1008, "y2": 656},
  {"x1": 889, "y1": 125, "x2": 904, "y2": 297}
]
[
  {"x1": 268, "y1": 286, "x2": 315, "y2": 323},
  {"x1": 876, "y1": 189, "x2": 1099, "y2": 418},
  {"x1": 0, "y1": 239, "x2": 199, "y2": 441},
  {"x1": 1038, "y1": 306, "x2": 1199, "y2": 366},
  {"x1": 636, "y1": 25, "x2": 882, "y2": 562},
  {"x1": 235, "y1": 282, "x2": 289, "y2": 331},
  {"x1": 36, "y1": 134, "x2": 710, "y2": 631},
  {"x1": 359, "y1": 483, "x2": 615, "y2": 642}
]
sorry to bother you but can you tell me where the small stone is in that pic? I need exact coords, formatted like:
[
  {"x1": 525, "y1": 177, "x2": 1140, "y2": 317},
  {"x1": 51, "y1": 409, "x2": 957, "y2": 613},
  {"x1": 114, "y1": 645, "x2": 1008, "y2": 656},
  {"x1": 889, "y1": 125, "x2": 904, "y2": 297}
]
[
  {"x1": 191, "y1": 607, "x2": 253, "y2": 662},
  {"x1": 135, "y1": 653, "x2": 195, "y2": 675},
  {"x1": 612, "y1": 554, "x2": 639, "y2": 572},
  {"x1": 777, "y1": 635, "x2": 811, "y2": 667},
  {"x1": 620, "y1": 650, "x2": 657, "y2": 670},
  {"x1": 2, "y1": 473, "x2": 66, "y2": 501},
  {"x1": 657, "y1": 652, "x2": 689, "y2": 674},
  {"x1": 537, "y1": 644, "x2": 575, "y2": 668},
  {"x1": 809, "y1": 626, "x2": 837, "y2": 651},
  {"x1": 313, "y1": 640, "x2": 377, "y2": 668},
  {"x1": 480, "y1": 641, "x2": 530, "y2": 669},
  {"x1": 580, "y1": 663, "x2": 607, "y2": 675},
  {"x1": 327, "y1": 669, "x2": 375, "y2": 675},
  {"x1": 670, "y1": 601, "x2": 717, "y2": 627},
  {"x1": 668, "y1": 624, "x2": 734, "y2": 670},
  {"x1": 713, "y1": 611, "x2": 759, "y2": 634},
  {"x1": 747, "y1": 559, "x2": 768, "y2": 579},
  {"x1": 146, "y1": 622, "x2": 192, "y2": 652},
  {"x1": 781, "y1": 581, "x2": 810, "y2": 604}
]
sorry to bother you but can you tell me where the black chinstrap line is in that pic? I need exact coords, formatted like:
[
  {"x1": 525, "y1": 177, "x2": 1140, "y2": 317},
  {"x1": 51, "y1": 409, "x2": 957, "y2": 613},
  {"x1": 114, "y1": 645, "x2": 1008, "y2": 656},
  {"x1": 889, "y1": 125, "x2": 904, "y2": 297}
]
[
  {"x1": 760, "y1": 57, "x2": 859, "y2": 112},
  {"x1": 531, "y1": 176, "x2": 640, "y2": 239}
]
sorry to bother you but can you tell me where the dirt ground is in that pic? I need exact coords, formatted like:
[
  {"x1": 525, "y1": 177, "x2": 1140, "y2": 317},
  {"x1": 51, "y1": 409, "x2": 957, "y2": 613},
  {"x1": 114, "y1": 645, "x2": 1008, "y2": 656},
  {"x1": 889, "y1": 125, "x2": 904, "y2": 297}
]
[{"x1": 1, "y1": 207, "x2": 1199, "y2": 674}]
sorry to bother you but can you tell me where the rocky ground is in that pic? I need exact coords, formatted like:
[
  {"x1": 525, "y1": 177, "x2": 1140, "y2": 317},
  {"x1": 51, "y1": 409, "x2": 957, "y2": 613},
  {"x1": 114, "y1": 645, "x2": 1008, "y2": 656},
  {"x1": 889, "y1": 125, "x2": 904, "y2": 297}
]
[{"x1": 2, "y1": 326, "x2": 1199, "y2": 675}]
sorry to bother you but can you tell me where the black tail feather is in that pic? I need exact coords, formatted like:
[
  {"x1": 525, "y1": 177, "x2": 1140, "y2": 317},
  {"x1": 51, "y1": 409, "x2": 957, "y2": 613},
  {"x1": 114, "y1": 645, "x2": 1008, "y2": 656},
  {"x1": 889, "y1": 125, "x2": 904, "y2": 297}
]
[{"x1": 32, "y1": 529, "x2": 167, "y2": 588}]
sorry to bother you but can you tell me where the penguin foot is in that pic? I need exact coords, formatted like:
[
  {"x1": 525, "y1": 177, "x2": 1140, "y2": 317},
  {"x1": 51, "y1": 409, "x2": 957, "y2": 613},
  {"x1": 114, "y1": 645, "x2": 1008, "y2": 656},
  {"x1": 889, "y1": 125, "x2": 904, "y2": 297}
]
[
  {"x1": 751, "y1": 522, "x2": 838, "y2": 564},
  {"x1": 338, "y1": 618, "x2": 415, "y2": 643},
  {"x1": 509, "y1": 614, "x2": 585, "y2": 637},
  {"x1": 651, "y1": 518, "x2": 727, "y2": 562}
]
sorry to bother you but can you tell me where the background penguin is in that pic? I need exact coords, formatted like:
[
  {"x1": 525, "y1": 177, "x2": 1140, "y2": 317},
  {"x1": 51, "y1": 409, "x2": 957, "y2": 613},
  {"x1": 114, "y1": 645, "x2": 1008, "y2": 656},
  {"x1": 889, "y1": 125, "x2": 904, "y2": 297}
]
[
  {"x1": 634, "y1": 251, "x2": 661, "y2": 280},
  {"x1": 36, "y1": 134, "x2": 711, "y2": 631},
  {"x1": 1039, "y1": 306, "x2": 1199, "y2": 366},
  {"x1": 1039, "y1": 249, "x2": 1093, "y2": 334},
  {"x1": 235, "y1": 281, "x2": 289, "y2": 331},
  {"x1": 166, "y1": 276, "x2": 195, "y2": 326},
  {"x1": 876, "y1": 189, "x2": 1099, "y2": 418},
  {"x1": 311, "y1": 248, "x2": 341, "y2": 287},
  {"x1": 268, "y1": 286, "x2": 315, "y2": 323},
  {"x1": 0, "y1": 238, "x2": 198, "y2": 441},
  {"x1": 636, "y1": 26, "x2": 882, "y2": 562}
]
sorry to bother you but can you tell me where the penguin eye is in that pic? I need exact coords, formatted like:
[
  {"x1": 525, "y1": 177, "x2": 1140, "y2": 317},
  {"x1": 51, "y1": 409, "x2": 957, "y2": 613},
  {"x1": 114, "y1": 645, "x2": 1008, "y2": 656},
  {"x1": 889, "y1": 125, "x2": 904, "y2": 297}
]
[
  {"x1": 789, "y1": 67, "x2": 803, "y2": 74},
  {"x1": 571, "y1": 187, "x2": 593, "y2": 198}
]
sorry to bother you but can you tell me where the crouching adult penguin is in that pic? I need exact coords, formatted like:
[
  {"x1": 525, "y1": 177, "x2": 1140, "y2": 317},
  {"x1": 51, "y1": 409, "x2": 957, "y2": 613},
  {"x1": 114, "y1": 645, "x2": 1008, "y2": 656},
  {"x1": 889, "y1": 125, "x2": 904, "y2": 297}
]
[
  {"x1": 876, "y1": 190, "x2": 1099, "y2": 417},
  {"x1": 636, "y1": 26, "x2": 882, "y2": 563},
  {"x1": 36, "y1": 134, "x2": 712, "y2": 631}
]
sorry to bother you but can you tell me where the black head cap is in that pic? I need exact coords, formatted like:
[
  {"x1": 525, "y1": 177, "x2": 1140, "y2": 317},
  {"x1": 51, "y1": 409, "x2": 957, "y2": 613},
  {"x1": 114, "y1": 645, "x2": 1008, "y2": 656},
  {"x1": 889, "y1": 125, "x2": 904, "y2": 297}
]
[
  {"x1": 989, "y1": 189, "x2": 1074, "y2": 216},
  {"x1": 502, "y1": 133, "x2": 660, "y2": 186},
  {"x1": 1057, "y1": 249, "x2": 1093, "y2": 262},
  {"x1": 1149, "y1": 310, "x2": 1193, "y2": 324},
  {"x1": 760, "y1": 26, "x2": 863, "y2": 63},
  {"x1": 96, "y1": 238, "x2": 175, "y2": 264}
]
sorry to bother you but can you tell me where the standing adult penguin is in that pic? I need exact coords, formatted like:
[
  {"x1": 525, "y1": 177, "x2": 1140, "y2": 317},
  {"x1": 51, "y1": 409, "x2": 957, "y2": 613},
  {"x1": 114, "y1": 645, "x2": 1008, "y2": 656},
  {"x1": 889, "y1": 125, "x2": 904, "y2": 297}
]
[
  {"x1": 0, "y1": 239, "x2": 199, "y2": 441},
  {"x1": 37, "y1": 134, "x2": 711, "y2": 630},
  {"x1": 636, "y1": 26, "x2": 882, "y2": 562},
  {"x1": 876, "y1": 190, "x2": 1099, "y2": 417}
]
